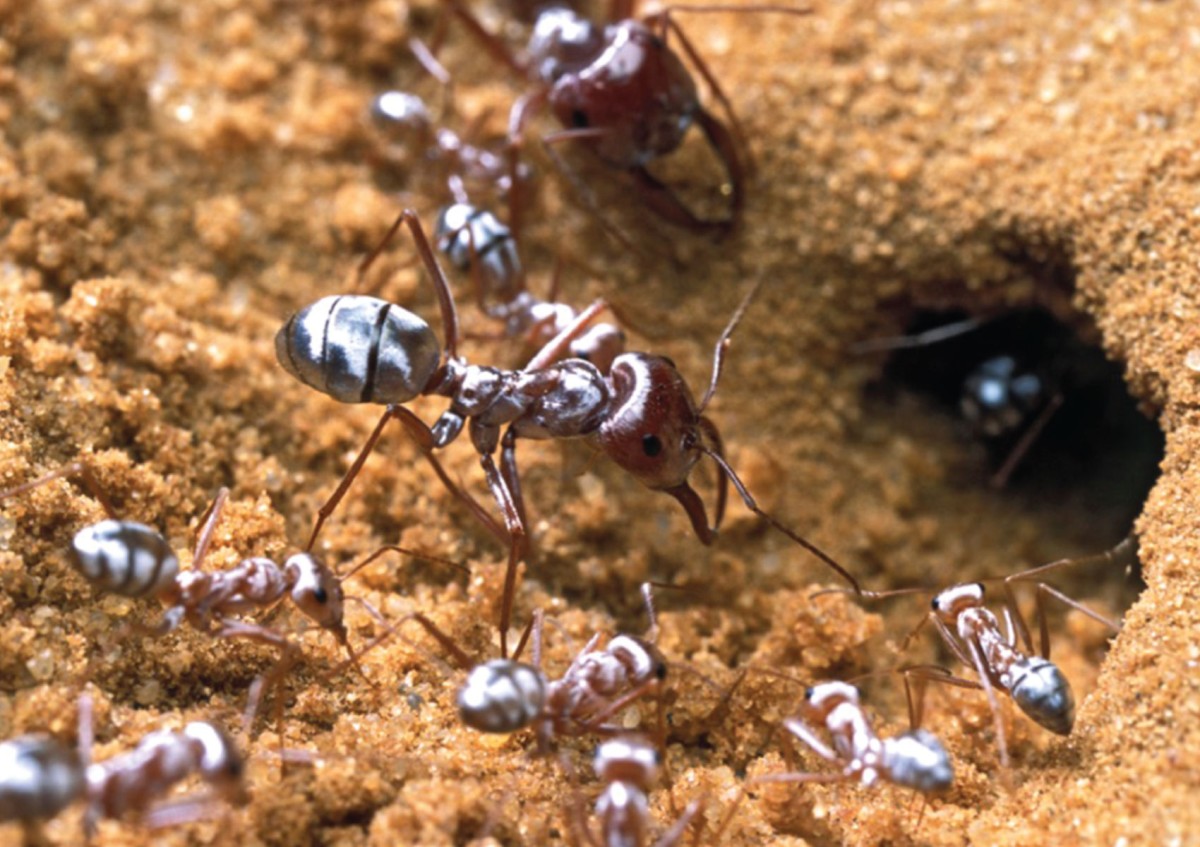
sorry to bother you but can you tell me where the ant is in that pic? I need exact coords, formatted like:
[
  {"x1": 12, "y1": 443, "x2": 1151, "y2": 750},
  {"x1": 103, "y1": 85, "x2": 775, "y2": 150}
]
[
  {"x1": 368, "y1": 89, "x2": 530, "y2": 209},
  {"x1": 751, "y1": 680, "x2": 954, "y2": 796},
  {"x1": 386, "y1": 583, "x2": 671, "y2": 752},
  {"x1": 275, "y1": 208, "x2": 862, "y2": 658},
  {"x1": 435, "y1": 198, "x2": 626, "y2": 371},
  {"x1": 841, "y1": 537, "x2": 1135, "y2": 769},
  {"x1": 433, "y1": 0, "x2": 812, "y2": 239},
  {"x1": 566, "y1": 734, "x2": 707, "y2": 847},
  {"x1": 0, "y1": 692, "x2": 247, "y2": 843},
  {"x1": 0, "y1": 460, "x2": 462, "y2": 726},
  {"x1": 850, "y1": 307, "x2": 1165, "y2": 489}
]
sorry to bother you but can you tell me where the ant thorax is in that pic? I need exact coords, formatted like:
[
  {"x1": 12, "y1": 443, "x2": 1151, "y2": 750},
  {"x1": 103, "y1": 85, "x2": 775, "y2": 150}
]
[{"x1": 436, "y1": 358, "x2": 613, "y2": 445}]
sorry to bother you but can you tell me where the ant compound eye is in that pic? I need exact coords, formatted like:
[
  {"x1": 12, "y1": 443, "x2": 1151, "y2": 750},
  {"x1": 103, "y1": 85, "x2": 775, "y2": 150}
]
[
  {"x1": 571, "y1": 108, "x2": 589, "y2": 128},
  {"x1": 642, "y1": 434, "x2": 663, "y2": 457},
  {"x1": 314, "y1": 586, "x2": 329, "y2": 604},
  {"x1": 804, "y1": 686, "x2": 814, "y2": 700},
  {"x1": 931, "y1": 597, "x2": 941, "y2": 611}
]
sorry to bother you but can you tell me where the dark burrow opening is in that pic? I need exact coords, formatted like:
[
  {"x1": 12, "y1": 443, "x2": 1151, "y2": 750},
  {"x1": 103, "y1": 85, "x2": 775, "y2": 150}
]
[{"x1": 860, "y1": 306, "x2": 1163, "y2": 541}]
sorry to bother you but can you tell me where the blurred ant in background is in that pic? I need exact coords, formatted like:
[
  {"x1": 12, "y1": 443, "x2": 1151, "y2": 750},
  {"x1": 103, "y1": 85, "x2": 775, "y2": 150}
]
[{"x1": 855, "y1": 307, "x2": 1163, "y2": 502}]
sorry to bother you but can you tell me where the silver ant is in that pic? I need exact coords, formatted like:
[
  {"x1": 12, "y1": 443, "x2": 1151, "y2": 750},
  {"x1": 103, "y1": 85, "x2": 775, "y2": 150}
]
[
  {"x1": 435, "y1": 199, "x2": 626, "y2": 372},
  {"x1": 852, "y1": 537, "x2": 1134, "y2": 769},
  {"x1": 0, "y1": 692, "x2": 246, "y2": 843},
  {"x1": 752, "y1": 680, "x2": 954, "y2": 796},
  {"x1": 368, "y1": 89, "x2": 529, "y2": 208},
  {"x1": 387, "y1": 583, "x2": 671, "y2": 752},
  {"x1": 566, "y1": 734, "x2": 706, "y2": 847},
  {"x1": 0, "y1": 461, "x2": 462, "y2": 726},
  {"x1": 275, "y1": 208, "x2": 862, "y2": 658}
]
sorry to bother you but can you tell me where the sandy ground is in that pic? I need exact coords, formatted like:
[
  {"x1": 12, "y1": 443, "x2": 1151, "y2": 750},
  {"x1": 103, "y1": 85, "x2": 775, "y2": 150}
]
[{"x1": 0, "y1": 0, "x2": 1197, "y2": 844}]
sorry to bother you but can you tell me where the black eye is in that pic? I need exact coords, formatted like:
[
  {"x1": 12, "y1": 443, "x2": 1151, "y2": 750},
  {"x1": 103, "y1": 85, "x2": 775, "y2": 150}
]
[
  {"x1": 571, "y1": 109, "x2": 589, "y2": 128},
  {"x1": 314, "y1": 587, "x2": 328, "y2": 604},
  {"x1": 642, "y1": 434, "x2": 662, "y2": 457},
  {"x1": 931, "y1": 597, "x2": 940, "y2": 611},
  {"x1": 804, "y1": 687, "x2": 814, "y2": 700}
]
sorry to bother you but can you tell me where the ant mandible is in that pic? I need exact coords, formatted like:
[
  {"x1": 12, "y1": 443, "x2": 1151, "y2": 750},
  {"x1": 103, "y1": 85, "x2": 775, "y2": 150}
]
[
  {"x1": 275, "y1": 208, "x2": 862, "y2": 658},
  {"x1": 434, "y1": 0, "x2": 812, "y2": 239}
]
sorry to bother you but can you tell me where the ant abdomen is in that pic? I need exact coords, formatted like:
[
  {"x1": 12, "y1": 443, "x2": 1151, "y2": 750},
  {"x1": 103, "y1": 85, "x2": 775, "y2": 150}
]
[
  {"x1": 275, "y1": 295, "x2": 441, "y2": 405},
  {"x1": 72, "y1": 520, "x2": 179, "y2": 598},
  {"x1": 457, "y1": 659, "x2": 547, "y2": 734},
  {"x1": 436, "y1": 204, "x2": 525, "y2": 313},
  {"x1": 1009, "y1": 656, "x2": 1075, "y2": 735},
  {"x1": 0, "y1": 737, "x2": 83, "y2": 823},
  {"x1": 882, "y1": 730, "x2": 954, "y2": 793}
]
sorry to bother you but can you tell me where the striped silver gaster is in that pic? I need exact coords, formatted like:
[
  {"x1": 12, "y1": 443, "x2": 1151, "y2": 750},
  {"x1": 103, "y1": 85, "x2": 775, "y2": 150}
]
[
  {"x1": 457, "y1": 659, "x2": 547, "y2": 733},
  {"x1": 72, "y1": 520, "x2": 179, "y2": 598},
  {"x1": 275, "y1": 295, "x2": 441, "y2": 404},
  {"x1": 0, "y1": 736, "x2": 84, "y2": 822}
]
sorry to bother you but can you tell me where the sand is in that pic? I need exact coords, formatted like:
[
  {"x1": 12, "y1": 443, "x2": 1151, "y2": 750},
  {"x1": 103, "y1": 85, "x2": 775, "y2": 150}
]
[{"x1": 0, "y1": 0, "x2": 1197, "y2": 844}]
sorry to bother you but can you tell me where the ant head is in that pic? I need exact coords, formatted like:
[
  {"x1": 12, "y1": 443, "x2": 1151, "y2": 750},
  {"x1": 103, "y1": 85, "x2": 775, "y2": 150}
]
[
  {"x1": 284, "y1": 553, "x2": 346, "y2": 637},
  {"x1": 527, "y1": 7, "x2": 605, "y2": 84},
  {"x1": 606, "y1": 635, "x2": 668, "y2": 685},
  {"x1": 930, "y1": 583, "x2": 984, "y2": 621},
  {"x1": 803, "y1": 681, "x2": 860, "y2": 720},
  {"x1": 369, "y1": 90, "x2": 432, "y2": 141},
  {"x1": 183, "y1": 722, "x2": 248, "y2": 805},
  {"x1": 597, "y1": 354, "x2": 704, "y2": 493},
  {"x1": 593, "y1": 735, "x2": 660, "y2": 790},
  {"x1": 546, "y1": 20, "x2": 699, "y2": 168}
]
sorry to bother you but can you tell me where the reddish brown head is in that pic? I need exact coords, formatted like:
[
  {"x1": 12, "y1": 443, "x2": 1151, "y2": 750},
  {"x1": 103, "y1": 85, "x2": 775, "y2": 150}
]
[
  {"x1": 547, "y1": 21, "x2": 699, "y2": 168},
  {"x1": 594, "y1": 353, "x2": 724, "y2": 543}
]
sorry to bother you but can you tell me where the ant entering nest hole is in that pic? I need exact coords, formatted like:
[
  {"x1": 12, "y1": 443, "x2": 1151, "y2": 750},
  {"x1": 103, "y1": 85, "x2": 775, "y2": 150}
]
[{"x1": 861, "y1": 306, "x2": 1162, "y2": 515}]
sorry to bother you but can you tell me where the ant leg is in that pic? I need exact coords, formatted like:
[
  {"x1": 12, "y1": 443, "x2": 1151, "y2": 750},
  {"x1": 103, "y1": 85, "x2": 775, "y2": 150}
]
[
  {"x1": 1001, "y1": 539, "x2": 1131, "y2": 658},
  {"x1": 499, "y1": 427, "x2": 530, "y2": 558},
  {"x1": 0, "y1": 460, "x2": 119, "y2": 519},
  {"x1": 438, "y1": 0, "x2": 526, "y2": 77},
  {"x1": 653, "y1": 798, "x2": 706, "y2": 847},
  {"x1": 901, "y1": 664, "x2": 982, "y2": 729},
  {"x1": 190, "y1": 487, "x2": 229, "y2": 569},
  {"x1": 506, "y1": 90, "x2": 547, "y2": 247},
  {"x1": 963, "y1": 637, "x2": 1011, "y2": 770},
  {"x1": 216, "y1": 620, "x2": 301, "y2": 740},
  {"x1": 989, "y1": 392, "x2": 1064, "y2": 489},
  {"x1": 307, "y1": 404, "x2": 506, "y2": 550},
  {"x1": 360, "y1": 209, "x2": 462, "y2": 360},
  {"x1": 780, "y1": 717, "x2": 839, "y2": 764},
  {"x1": 536, "y1": 130, "x2": 646, "y2": 259},
  {"x1": 701, "y1": 447, "x2": 862, "y2": 594},
  {"x1": 306, "y1": 406, "x2": 399, "y2": 550},
  {"x1": 626, "y1": 164, "x2": 735, "y2": 236},
  {"x1": 478, "y1": 451, "x2": 527, "y2": 659}
]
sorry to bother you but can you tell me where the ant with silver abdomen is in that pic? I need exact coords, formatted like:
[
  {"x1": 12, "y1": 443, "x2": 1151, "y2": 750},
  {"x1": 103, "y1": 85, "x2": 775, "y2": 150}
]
[{"x1": 275, "y1": 207, "x2": 865, "y2": 659}]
